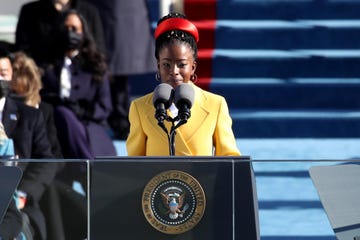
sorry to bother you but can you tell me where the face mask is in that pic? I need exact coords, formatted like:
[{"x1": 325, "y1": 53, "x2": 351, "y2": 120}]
[
  {"x1": 0, "y1": 80, "x2": 11, "y2": 98},
  {"x1": 65, "y1": 30, "x2": 83, "y2": 51}
]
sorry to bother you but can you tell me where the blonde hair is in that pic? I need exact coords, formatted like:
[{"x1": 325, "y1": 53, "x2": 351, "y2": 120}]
[{"x1": 11, "y1": 52, "x2": 42, "y2": 108}]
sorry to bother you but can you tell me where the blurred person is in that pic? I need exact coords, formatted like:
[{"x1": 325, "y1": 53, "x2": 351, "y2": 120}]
[
  {"x1": 41, "y1": 9, "x2": 116, "y2": 159},
  {"x1": 0, "y1": 80, "x2": 22, "y2": 240},
  {"x1": 0, "y1": 48, "x2": 57, "y2": 240},
  {"x1": 15, "y1": 0, "x2": 105, "y2": 68},
  {"x1": 85, "y1": 0, "x2": 157, "y2": 139},
  {"x1": 126, "y1": 12, "x2": 240, "y2": 156},
  {"x1": 11, "y1": 51, "x2": 87, "y2": 240},
  {"x1": 11, "y1": 51, "x2": 63, "y2": 158}
]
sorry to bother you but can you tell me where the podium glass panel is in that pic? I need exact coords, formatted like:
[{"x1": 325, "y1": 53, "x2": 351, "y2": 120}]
[
  {"x1": 0, "y1": 159, "x2": 89, "y2": 240},
  {"x1": 253, "y1": 159, "x2": 360, "y2": 240},
  {"x1": 0, "y1": 165, "x2": 22, "y2": 223},
  {"x1": 309, "y1": 162, "x2": 360, "y2": 240},
  {"x1": 90, "y1": 156, "x2": 257, "y2": 240}
]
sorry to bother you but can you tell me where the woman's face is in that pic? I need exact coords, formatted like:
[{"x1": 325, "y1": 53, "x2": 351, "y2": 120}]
[
  {"x1": 157, "y1": 41, "x2": 197, "y2": 89},
  {"x1": 64, "y1": 13, "x2": 83, "y2": 34}
]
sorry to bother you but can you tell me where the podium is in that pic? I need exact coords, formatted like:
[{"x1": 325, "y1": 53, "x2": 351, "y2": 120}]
[
  {"x1": 309, "y1": 163, "x2": 360, "y2": 240},
  {"x1": 90, "y1": 156, "x2": 259, "y2": 240}
]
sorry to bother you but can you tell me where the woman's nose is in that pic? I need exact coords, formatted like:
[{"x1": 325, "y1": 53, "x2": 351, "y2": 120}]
[{"x1": 170, "y1": 65, "x2": 179, "y2": 75}]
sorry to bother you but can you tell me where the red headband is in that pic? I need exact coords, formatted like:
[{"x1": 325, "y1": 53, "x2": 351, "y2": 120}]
[{"x1": 155, "y1": 18, "x2": 199, "y2": 43}]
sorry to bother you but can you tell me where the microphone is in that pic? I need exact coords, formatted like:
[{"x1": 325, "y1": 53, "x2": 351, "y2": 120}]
[
  {"x1": 153, "y1": 83, "x2": 174, "y2": 122},
  {"x1": 174, "y1": 83, "x2": 195, "y2": 121}
]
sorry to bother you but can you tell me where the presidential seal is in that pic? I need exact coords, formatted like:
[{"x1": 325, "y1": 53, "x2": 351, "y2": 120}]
[{"x1": 142, "y1": 170, "x2": 206, "y2": 234}]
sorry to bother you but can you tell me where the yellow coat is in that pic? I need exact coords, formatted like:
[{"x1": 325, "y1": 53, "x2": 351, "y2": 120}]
[{"x1": 126, "y1": 83, "x2": 240, "y2": 156}]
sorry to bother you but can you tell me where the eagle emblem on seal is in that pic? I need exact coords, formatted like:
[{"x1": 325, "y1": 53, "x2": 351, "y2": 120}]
[
  {"x1": 161, "y1": 188, "x2": 189, "y2": 219},
  {"x1": 142, "y1": 170, "x2": 206, "y2": 234}
]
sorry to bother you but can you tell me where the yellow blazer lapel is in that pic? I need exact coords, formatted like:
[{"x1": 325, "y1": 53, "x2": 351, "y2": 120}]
[
  {"x1": 175, "y1": 83, "x2": 210, "y2": 155},
  {"x1": 144, "y1": 94, "x2": 171, "y2": 146}
]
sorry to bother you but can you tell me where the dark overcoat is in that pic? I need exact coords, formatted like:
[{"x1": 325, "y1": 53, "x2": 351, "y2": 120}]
[
  {"x1": 85, "y1": 0, "x2": 157, "y2": 75},
  {"x1": 41, "y1": 58, "x2": 116, "y2": 158},
  {"x1": 15, "y1": 0, "x2": 105, "y2": 66},
  {"x1": 2, "y1": 97, "x2": 57, "y2": 240}
]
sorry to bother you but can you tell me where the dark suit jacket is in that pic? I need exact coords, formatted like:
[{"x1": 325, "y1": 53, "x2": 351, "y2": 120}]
[
  {"x1": 2, "y1": 97, "x2": 56, "y2": 240},
  {"x1": 39, "y1": 102, "x2": 63, "y2": 159},
  {"x1": 15, "y1": 0, "x2": 105, "y2": 66}
]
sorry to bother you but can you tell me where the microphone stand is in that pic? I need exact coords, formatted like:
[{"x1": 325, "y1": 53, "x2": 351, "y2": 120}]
[
  {"x1": 156, "y1": 120, "x2": 172, "y2": 156},
  {"x1": 169, "y1": 118, "x2": 187, "y2": 156},
  {"x1": 157, "y1": 116, "x2": 187, "y2": 156}
]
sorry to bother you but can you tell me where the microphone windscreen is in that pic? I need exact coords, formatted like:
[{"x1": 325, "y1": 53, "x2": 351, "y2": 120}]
[
  {"x1": 174, "y1": 83, "x2": 195, "y2": 108},
  {"x1": 153, "y1": 83, "x2": 174, "y2": 109}
]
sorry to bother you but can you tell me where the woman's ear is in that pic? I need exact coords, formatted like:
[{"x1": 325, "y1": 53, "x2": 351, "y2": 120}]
[
  {"x1": 192, "y1": 61, "x2": 197, "y2": 74},
  {"x1": 157, "y1": 61, "x2": 160, "y2": 70}
]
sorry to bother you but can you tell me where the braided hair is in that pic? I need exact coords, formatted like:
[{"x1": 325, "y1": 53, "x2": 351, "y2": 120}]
[{"x1": 155, "y1": 12, "x2": 198, "y2": 61}]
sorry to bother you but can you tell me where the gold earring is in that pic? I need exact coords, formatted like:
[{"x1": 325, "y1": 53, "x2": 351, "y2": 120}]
[
  {"x1": 191, "y1": 73, "x2": 198, "y2": 83},
  {"x1": 155, "y1": 72, "x2": 161, "y2": 82}
]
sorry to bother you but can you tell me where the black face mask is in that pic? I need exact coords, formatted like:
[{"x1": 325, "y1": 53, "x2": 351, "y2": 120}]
[
  {"x1": 64, "y1": 30, "x2": 83, "y2": 51},
  {"x1": 0, "y1": 80, "x2": 10, "y2": 98}
]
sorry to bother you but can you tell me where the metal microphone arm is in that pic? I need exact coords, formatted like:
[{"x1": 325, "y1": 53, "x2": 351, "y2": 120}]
[
  {"x1": 156, "y1": 114, "x2": 179, "y2": 156},
  {"x1": 168, "y1": 118, "x2": 188, "y2": 156},
  {"x1": 157, "y1": 120, "x2": 174, "y2": 156}
]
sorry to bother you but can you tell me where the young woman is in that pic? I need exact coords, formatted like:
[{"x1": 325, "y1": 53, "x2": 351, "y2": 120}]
[
  {"x1": 126, "y1": 12, "x2": 240, "y2": 156},
  {"x1": 41, "y1": 10, "x2": 116, "y2": 159}
]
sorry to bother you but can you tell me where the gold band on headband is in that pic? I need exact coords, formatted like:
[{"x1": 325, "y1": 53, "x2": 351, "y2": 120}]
[{"x1": 155, "y1": 18, "x2": 199, "y2": 43}]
